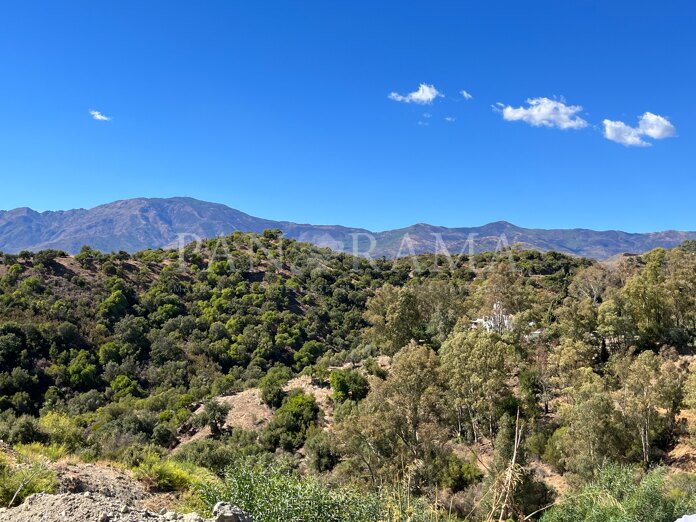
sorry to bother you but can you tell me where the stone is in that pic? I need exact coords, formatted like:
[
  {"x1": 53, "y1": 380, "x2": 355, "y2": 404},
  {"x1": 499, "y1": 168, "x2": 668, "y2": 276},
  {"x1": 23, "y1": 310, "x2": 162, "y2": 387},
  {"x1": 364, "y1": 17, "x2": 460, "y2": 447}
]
[
  {"x1": 212, "y1": 502, "x2": 254, "y2": 522},
  {"x1": 181, "y1": 514, "x2": 205, "y2": 522}
]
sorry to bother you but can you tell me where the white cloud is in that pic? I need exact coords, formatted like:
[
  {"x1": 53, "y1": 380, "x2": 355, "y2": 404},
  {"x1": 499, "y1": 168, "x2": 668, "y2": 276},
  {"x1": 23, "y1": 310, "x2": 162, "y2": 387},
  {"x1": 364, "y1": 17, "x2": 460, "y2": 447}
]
[
  {"x1": 460, "y1": 90, "x2": 473, "y2": 100},
  {"x1": 603, "y1": 112, "x2": 676, "y2": 147},
  {"x1": 388, "y1": 84, "x2": 443, "y2": 105},
  {"x1": 603, "y1": 120, "x2": 649, "y2": 147},
  {"x1": 90, "y1": 110, "x2": 111, "y2": 121},
  {"x1": 444, "y1": 116, "x2": 456, "y2": 122},
  {"x1": 498, "y1": 97, "x2": 588, "y2": 130},
  {"x1": 637, "y1": 112, "x2": 676, "y2": 139}
]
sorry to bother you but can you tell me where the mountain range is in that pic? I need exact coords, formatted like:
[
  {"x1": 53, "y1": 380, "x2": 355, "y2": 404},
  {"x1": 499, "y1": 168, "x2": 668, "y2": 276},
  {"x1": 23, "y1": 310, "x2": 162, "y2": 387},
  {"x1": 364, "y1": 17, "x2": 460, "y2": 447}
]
[{"x1": 0, "y1": 197, "x2": 694, "y2": 260}]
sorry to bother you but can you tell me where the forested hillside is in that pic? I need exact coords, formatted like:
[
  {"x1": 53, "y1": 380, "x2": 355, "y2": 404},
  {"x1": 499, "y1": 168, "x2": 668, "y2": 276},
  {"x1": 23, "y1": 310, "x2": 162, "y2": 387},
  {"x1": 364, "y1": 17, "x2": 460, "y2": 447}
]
[{"x1": 1, "y1": 232, "x2": 695, "y2": 521}]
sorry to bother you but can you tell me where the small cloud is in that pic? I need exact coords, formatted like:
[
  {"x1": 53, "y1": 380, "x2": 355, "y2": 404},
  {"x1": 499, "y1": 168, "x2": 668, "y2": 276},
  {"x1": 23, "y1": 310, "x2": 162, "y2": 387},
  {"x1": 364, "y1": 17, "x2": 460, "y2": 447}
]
[
  {"x1": 637, "y1": 112, "x2": 676, "y2": 139},
  {"x1": 460, "y1": 90, "x2": 473, "y2": 100},
  {"x1": 497, "y1": 97, "x2": 588, "y2": 130},
  {"x1": 389, "y1": 84, "x2": 443, "y2": 105},
  {"x1": 603, "y1": 120, "x2": 649, "y2": 147},
  {"x1": 417, "y1": 120, "x2": 430, "y2": 126},
  {"x1": 603, "y1": 112, "x2": 676, "y2": 147},
  {"x1": 422, "y1": 112, "x2": 432, "y2": 119},
  {"x1": 444, "y1": 116, "x2": 456, "y2": 122},
  {"x1": 90, "y1": 110, "x2": 111, "y2": 121}
]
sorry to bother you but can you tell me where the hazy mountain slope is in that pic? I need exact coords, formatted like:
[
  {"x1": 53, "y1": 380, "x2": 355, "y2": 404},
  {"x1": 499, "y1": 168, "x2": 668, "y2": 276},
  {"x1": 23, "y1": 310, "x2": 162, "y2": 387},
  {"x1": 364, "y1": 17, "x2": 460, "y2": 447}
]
[
  {"x1": 370, "y1": 222, "x2": 696, "y2": 259},
  {"x1": 0, "y1": 197, "x2": 694, "y2": 259}
]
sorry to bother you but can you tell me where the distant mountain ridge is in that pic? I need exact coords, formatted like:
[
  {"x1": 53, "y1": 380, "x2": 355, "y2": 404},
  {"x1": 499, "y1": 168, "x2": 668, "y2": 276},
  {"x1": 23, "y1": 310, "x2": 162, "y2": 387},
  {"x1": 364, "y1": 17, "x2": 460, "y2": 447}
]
[{"x1": 0, "y1": 197, "x2": 694, "y2": 260}]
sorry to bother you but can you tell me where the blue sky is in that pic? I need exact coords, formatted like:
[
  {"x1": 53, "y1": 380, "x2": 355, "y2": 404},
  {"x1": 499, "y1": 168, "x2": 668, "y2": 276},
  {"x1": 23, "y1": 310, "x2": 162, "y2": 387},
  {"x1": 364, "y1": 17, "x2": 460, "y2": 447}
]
[{"x1": 0, "y1": 1, "x2": 693, "y2": 232}]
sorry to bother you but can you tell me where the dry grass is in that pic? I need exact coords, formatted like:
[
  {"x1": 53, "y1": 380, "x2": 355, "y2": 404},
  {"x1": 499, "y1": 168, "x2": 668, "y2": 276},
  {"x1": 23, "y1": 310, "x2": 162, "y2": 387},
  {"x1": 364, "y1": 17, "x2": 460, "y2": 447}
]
[{"x1": 667, "y1": 408, "x2": 696, "y2": 472}]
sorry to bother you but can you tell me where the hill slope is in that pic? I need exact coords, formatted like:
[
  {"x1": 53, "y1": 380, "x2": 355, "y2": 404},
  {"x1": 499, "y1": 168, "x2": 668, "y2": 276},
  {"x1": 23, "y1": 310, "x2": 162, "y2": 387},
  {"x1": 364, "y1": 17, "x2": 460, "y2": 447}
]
[{"x1": 1, "y1": 197, "x2": 694, "y2": 259}]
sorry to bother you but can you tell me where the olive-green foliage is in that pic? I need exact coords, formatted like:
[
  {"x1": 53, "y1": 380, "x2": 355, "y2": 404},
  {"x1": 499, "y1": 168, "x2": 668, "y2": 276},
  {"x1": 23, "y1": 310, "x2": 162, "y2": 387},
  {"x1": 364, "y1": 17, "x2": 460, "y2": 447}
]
[
  {"x1": 540, "y1": 465, "x2": 696, "y2": 522},
  {"x1": 37, "y1": 412, "x2": 84, "y2": 451},
  {"x1": 193, "y1": 399, "x2": 231, "y2": 436},
  {"x1": 294, "y1": 340, "x2": 326, "y2": 370},
  {"x1": 0, "y1": 411, "x2": 45, "y2": 445},
  {"x1": 329, "y1": 369, "x2": 369, "y2": 403},
  {"x1": 258, "y1": 367, "x2": 293, "y2": 408},
  {"x1": 14, "y1": 442, "x2": 69, "y2": 462},
  {"x1": 1, "y1": 234, "x2": 696, "y2": 519},
  {"x1": 334, "y1": 342, "x2": 451, "y2": 490},
  {"x1": 0, "y1": 233, "x2": 410, "y2": 423},
  {"x1": 133, "y1": 449, "x2": 217, "y2": 492},
  {"x1": 0, "y1": 456, "x2": 57, "y2": 507},
  {"x1": 362, "y1": 357, "x2": 387, "y2": 379},
  {"x1": 198, "y1": 457, "x2": 453, "y2": 522},
  {"x1": 172, "y1": 430, "x2": 261, "y2": 475},
  {"x1": 261, "y1": 391, "x2": 319, "y2": 452},
  {"x1": 304, "y1": 426, "x2": 340, "y2": 473},
  {"x1": 433, "y1": 452, "x2": 482, "y2": 493},
  {"x1": 483, "y1": 413, "x2": 555, "y2": 519}
]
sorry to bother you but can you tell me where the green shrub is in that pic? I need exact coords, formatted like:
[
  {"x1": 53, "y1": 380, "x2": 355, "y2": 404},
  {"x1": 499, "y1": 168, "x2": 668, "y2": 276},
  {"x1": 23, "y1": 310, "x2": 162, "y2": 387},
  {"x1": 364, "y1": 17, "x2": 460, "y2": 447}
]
[
  {"x1": 329, "y1": 369, "x2": 369, "y2": 403},
  {"x1": 38, "y1": 412, "x2": 84, "y2": 451},
  {"x1": 192, "y1": 399, "x2": 231, "y2": 436},
  {"x1": 363, "y1": 357, "x2": 387, "y2": 379},
  {"x1": 14, "y1": 442, "x2": 69, "y2": 462},
  {"x1": 541, "y1": 464, "x2": 696, "y2": 522},
  {"x1": 435, "y1": 452, "x2": 482, "y2": 493},
  {"x1": 133, "y1": 450, "x2": 217, "y2": 492},
  {"x1": 198, "y1": 457, "x2": 452, "y2": 522},
  {"x1": 665, "y1": 472, "x2": 696, "y2": 504},
  {"x1": 0, "y1": 456, "x2": 57, "y2": 507},
  {"x1": 152, "y1": 423, "x2": 177, "y2": 447},
  {"x1": 542, "y1": 427, "x2": 567, "y2": 472},
  {"x1": 304, "y1": 426, "x2": 340, "y2": 473},
  {"x1": 0, "y1": 413, "x2": 46, "y2": 445},
  {"x1": 110, "y1": 375, "x2": 143, "y2": 400},
  {"x1": 260, "y1": 391, "x2": 319, "y2": 451},
  {"x1": 294, "y1": 341, "x2": 326, "y2": 370},
  {"x1": 259, "y1": 367, "x2": 293, "y2": 408},
  {"x1": 172, "y1": 432, "x2": 261, "y2": 475}
]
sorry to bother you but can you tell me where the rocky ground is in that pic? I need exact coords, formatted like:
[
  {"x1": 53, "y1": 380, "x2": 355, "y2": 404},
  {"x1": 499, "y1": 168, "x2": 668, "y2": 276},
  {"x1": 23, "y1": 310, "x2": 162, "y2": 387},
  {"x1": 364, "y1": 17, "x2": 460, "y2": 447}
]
[
  {"x1": 53, "y1": 462, "x2": 150, "y2": 504},
  {"x1": 0, "y1": 443, "x2": 252, "y2": 522},
  {"x1": 0, "y1": 492, "x2": 198, "y2": 521},
  {"x1": 0, "y1": 494, "x2": 249, "y2": 522}
]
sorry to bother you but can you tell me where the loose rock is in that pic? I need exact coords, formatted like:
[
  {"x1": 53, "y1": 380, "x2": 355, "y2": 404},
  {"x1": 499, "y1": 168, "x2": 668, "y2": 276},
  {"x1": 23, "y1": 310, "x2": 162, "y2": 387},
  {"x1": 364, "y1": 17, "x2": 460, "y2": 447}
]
[
  {"x1": 212, "y1": 502, "x2": 254, "y2": 522},
  {"x1": 0, "y1": 493, "x2": 212, "y2": 522}
]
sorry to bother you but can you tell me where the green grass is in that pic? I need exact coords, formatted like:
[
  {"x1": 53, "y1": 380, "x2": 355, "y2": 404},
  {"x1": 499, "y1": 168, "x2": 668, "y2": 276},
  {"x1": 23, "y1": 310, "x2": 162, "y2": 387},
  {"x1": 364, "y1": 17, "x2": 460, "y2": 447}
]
[
  {"x1": 14, "y1": 442, "x2": 69, "y2": 462},
  {"x1": 540, "y1": 465, "x2": 696, "y2": 522},
  {"x1": 0, "y1": 453, "x2": 57, "y2": 508},
  {"x1": 197, "y1": 457, "x2": 456, "y2": 522},
  {"x1": 133, "y1": 450, "x2": 219, "y2": 492}
]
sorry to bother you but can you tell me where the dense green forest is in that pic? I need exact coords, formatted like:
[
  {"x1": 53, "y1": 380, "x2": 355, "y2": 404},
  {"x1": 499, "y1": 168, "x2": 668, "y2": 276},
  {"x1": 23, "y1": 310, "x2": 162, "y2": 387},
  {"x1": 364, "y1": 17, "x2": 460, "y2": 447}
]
[{"x1": 1, "y1": 231, "x2": 695, "y2": 521}]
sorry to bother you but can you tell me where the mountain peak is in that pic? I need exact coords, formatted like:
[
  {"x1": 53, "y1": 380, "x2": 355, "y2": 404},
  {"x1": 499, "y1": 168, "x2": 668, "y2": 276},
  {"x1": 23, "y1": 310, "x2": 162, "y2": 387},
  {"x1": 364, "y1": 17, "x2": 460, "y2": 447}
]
[{"x1": 0, "y1": 198, "x2": 694, "y2": 259}]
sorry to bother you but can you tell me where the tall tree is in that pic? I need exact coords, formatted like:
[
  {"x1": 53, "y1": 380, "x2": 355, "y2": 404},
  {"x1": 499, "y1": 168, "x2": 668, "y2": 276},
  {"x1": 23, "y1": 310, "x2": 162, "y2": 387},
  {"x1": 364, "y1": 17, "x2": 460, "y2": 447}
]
[
  {"x1": 335, "y1": 342, "x2": 445, "y2": 488},
  {"x1": 614, "y1": 350, "x2": 685, "y2": 468},
  {"x1": 553, "y1": 368, "x2": 624, "y2": 479},
  {"x1": 440, "y1": 329, "x2": 516, "y2": 442}
]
